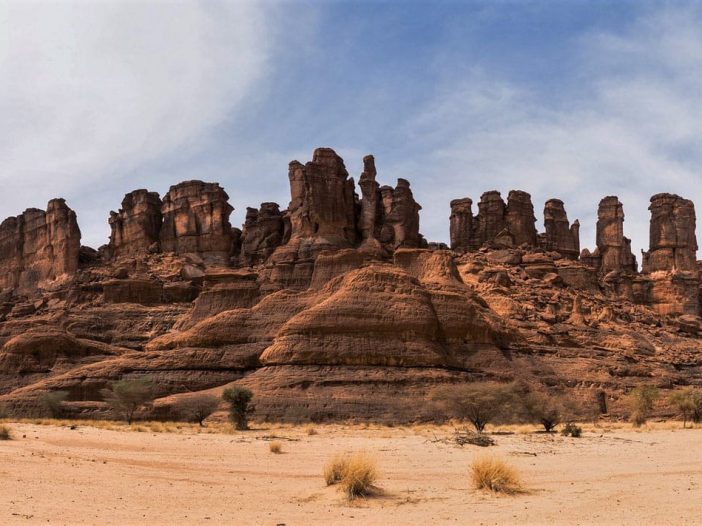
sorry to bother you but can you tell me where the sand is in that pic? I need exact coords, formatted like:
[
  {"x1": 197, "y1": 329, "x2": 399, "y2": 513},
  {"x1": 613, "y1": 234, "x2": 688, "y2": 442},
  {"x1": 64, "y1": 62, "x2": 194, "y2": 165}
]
[{"x1": 1, "y1": 422, "x2": 701, "y2": 525}]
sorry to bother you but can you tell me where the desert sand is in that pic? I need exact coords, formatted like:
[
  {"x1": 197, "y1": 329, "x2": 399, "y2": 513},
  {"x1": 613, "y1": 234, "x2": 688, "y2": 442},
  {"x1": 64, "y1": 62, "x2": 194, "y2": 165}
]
[{"x1": 1, "y1": 422, "x2": 701, "y2": 525}]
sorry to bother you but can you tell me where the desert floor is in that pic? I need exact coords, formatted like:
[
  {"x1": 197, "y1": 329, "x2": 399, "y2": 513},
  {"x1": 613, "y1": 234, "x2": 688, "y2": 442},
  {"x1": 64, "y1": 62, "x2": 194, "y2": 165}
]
[{"x1": 1, "y1": 420, "x2": 701, "y2": 525}]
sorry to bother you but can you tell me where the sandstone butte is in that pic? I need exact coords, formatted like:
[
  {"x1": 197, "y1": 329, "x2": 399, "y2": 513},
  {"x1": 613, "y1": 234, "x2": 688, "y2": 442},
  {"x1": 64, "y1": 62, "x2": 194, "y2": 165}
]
[{"x1": 1, "y1": 147, "x2": 701, "y2": 422}]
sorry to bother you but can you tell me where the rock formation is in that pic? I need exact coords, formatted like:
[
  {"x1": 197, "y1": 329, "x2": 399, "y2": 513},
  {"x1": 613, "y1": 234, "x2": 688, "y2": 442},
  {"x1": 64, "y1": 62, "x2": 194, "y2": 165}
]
[
  {"x1": 540, "y1": 199, "x2": 580, "y2": 259},
  {"x1": 3, "y1": 148, "x2": 702, "y2": 424},
  {"x1": 0, "y1": 199, "x2": 80, "y2": 293},
  {"x1": 239, "y1": 203, "x2": 285, "y2": 266},
  {"x1": 159, "y1": 181, "x2": 234, "y2": 265},
  {"x1": 107, "y1": 190, "x2": 162, "y2": 258}
]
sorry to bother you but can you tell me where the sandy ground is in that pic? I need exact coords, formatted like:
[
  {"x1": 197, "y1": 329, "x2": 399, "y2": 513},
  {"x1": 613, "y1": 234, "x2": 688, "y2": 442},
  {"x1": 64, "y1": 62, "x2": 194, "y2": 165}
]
[{"x1": 1, "y1": 422, "x2": 701, "y2": 525}]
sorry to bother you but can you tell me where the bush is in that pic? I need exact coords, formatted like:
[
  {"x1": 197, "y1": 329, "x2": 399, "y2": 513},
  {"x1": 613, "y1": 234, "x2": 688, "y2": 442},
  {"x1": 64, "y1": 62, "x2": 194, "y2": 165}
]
[
  {"x1": 628, "y1": 385, "x2": 659, "y2": 427},
  {"x1": 222, "y1": 386, "x2": 253, "y2": 430},
  {"x1": 323, "y1": 452, "x2": 379, "y2": 499},
  {"x1": 0, "y1": 425, "x2": 11, "y2": 440},
  {"x1": 669, "y1": 388, "x2": 702, "y2": 428},
  {"x1": 269, "y1": 441, "x2": 283, "y2": 454},
  {"x1": 523, "y1": 391, "x2": 573, "y2": 432},
  {"x1": 430, "y1": 382, "x2": 522, "y2": 433},
  {"x1": 39, "y1": 391, "x2": 69, "y2": 418},
  {"x1": 324, "y1": 454, "x2": 349, "y2": 486},
  {"x1": 100, "y1": 378, "x2": 155, "y2": 424},
  {"x1": 306, "y1": 425, "x2": 318, "y2": 436},
  {"x1": 174, "y1": 394, "x2": 220, "y2": 426},
  {"x1": 470, "y1": 455, "x2": 522, "y2": 494},
  {"x1": 561, "y1": 423, "x2": 582, "y2": 437}
]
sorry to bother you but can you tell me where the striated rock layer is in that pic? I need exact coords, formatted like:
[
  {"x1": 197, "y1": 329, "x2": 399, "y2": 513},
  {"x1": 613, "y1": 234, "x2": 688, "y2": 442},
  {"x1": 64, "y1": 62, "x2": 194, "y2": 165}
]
[{"x1": 3, "y1": 148, "x2": 702, "y2": 423}]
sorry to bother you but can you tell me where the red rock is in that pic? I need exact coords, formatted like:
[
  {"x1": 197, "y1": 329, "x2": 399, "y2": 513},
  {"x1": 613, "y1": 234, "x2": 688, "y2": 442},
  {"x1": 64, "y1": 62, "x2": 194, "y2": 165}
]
[
  {"x1": 239, "y1": 203, "x2": 284, "y2": 266},
  {"x1": 449, "y1": 198, "x2": 473, "y2": 252},
  {"x1": 541, "y1": 199, "x2": 580, "y2": 259},
  {"x1": 107, "y1": 190, "x2": 162, "y2": 259}
]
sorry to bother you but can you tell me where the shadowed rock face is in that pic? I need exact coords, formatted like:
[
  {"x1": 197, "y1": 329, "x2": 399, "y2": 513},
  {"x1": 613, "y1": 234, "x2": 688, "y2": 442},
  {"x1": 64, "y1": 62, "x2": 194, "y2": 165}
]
[
  {"x1": 542, "y1": 199, "x2": 580, "y2": 259},
  {"x1": 239, "y1": 203, "x2": 284, "y2": 266},
  {"x1": 505, "y1": 190, "x2": 537, "y2": 247},
  {"x1": 585, "y1": 196, "x2": 637, "y2": 275},
  {"x1": 449, "y1": 198, "x2": 473, "y2": 251},
  {"x1": 107, "y1": 190, "x2": 162, "y2": 258},
  {"x1": 0, "y1": 199, "x2": 80, "y2": 292},
  {"x1": 643, "y1": 193, "x2": 698, "y2": 273},
  {"x1": 159, "y1": 181, "x2": 234, "y2": 265}
]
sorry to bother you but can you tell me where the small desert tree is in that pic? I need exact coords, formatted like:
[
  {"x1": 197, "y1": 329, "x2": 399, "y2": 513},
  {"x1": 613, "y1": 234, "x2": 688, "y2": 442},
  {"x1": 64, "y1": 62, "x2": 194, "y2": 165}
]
[
  {"x1": 39, "y1": 391, "x2": 69, "y2": 418},
  {"x1": 222, "y1": 386, "x2": 253, "y2": 430},
  {"x1": 100, "y1": 378, "x2": 154, "y2": 424},
  {"x1": 174, "y1": 394, "x2": 220, "y2": 426},
  {"x1": 523, "y1": 391, "x2": 574, "y2": 433},
  {"x1": 628, "y1": 385, "x2": 659, "y2": 427},
  {"x1": 669, "y1": 388, "x2": 702, "y2": 428},
  {"x1": 430, "y1": 382, "x2": 521, "y2": 433}
]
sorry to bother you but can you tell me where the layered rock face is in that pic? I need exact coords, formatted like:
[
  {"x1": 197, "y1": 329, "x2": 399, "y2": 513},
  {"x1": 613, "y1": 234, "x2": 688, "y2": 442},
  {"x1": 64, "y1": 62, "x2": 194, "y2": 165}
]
[
  {"x1": 643, "y1": 194, "x2": 697, "y2": 273},
  {"x1": 588, "y1": 196, "x2": 637, "y2": 275},
  {"x1": 159, "y1": 181, "x2": 234, "y2": 264},
  {"x1": 449, "y1": 198, "x2": 472, "y2": 251},
  {"x1": 0, "y1": 199, "x2": 80, "y2": 292},
  {"x1": 450, "y1": 190, "x2": 539, "y2": 251},
  {"x1": 239, "y1": 203, "x2": 285, "y2": 266},
  {"x1": 541, "y1": 199, "x2": 580, "y2": 258},
  {"x1": 107, "y1": 190, "x2": 162, "y2": 258},
  {"x1": 638, "y1": 194, "x2": 699, "y2": 315}
]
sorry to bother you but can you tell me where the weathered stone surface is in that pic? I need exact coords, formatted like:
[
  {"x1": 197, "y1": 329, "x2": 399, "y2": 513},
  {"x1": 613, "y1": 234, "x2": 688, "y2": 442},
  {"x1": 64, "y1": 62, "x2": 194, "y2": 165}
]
[
  {"x1": 107, "y1": 190, "x2": 162, "y2": 259},
  {"x1": 643, "y1": 193, "x2": 697, "y2": 273},
  {"x1": 103, "y1": 279, "x2": 163, "y2": 305},
  {"x1": 449, "y1": 198, "x2": 472, "y2": 251},
  {"x1": 505, "y1": 190, "x2": 537, "y2": 247},
  {"x1": 0, "y1": 199, "x2": 81, "y2": 293},
  {"x1": 473, "y1": 191, "x2": 508, "y2": 248},
  {"x1": 239, "y1": 203, "x2": 284, "y2": 266},
  {"x1": 541, "y1": 199, "x2": 580, "y2": 259},
  {"x1": 379, "y1": 179, "x2": 423, "y2": 249},
  {"x1": 160, "y1": 181, "x2": 234, "y2": 264},
  {"x1": 591, "y1": 196, "x2": 637, "y2": 275}
]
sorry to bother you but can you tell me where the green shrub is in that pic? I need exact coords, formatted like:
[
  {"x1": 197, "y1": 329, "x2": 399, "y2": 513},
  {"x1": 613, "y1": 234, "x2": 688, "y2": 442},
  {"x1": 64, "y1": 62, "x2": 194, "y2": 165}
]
[
  {"x1": 100, "y1": 378, "x2": 155, "y2": 424},
  {"x1": 222, "y1": 386, "x2": 253, "y2": 430},
  {"x1": 669, "y1": 388, "x2": 702, "y2": 428},
  {"x1": 174, "y1": 394, "x2": 220, "y2": 426},
  {"x1": 628, "y1": 385, "x2": 659, "y2": 427},
  {"x1": 39, "y1": 391, "x2": 69, "y2": 418},
  {"x1": 561, "y1": 423, "x2": 582, "y2": 437}
]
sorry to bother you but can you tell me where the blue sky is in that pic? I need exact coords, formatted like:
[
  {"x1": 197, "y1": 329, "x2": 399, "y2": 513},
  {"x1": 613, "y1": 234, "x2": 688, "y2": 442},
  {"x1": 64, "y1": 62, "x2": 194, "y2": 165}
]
[{"x1": 2, "y1": 1, "x2": 702, "y2": 260}]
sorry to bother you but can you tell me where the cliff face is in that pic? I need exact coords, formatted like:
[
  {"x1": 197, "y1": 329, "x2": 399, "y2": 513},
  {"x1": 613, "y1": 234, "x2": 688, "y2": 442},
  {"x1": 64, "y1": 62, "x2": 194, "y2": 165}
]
[
  {"x1": 1, "y1": 148, "x2": 702, "y2": 423},
  {"x1": 0, "y1": 199, "x2": 80, "y2": 293}
]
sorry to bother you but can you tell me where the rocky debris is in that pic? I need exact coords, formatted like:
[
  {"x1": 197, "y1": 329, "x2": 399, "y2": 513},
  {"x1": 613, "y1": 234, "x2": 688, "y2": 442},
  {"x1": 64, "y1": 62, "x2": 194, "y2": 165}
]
[
  {"x1": 107, "y1": 190, "x2": 162, "y2": 259},
  {"x1": 540, "y1": 199, "x2": 580, "y2": 259},
  {"x1": 160, "y1": 181, "x2": 234, "y2": 264},
  {"x1": 0, "y1": 199, "x2": 81, "y2": 293},
  {"x1": 239, "y1": 203, "x2": 285, "y2": 266}
]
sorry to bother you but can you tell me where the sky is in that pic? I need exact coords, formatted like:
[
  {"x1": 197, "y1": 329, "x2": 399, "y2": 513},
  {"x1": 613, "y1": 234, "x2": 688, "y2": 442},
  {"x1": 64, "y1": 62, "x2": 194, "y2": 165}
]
[{"x1": 2, "y1": 0, "x2": 702, "y2": 260}]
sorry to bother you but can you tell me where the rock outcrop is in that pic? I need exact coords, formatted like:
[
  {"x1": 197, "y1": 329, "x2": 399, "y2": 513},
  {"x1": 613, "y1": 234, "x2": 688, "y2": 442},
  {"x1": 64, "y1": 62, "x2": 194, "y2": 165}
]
[
  {"x1": 585, "y1": 196, "x2": 637, "y2": 276},
  {"x1": 160, "y1": 181, "x2": 234, "y2": 264},
  {"x1": 642, "y1": 193, "x2": 697, "y2": 273},
  {"x1": 107, "y1": 190, "x2": 162, "y2": 258},
  {"x1": 540, "y1": 199, "x2": 580, "y2": 259},
  {"x1": 239, "y1": 203, "x2": 285, "y2": 266},
  {"x1": 0, "y1": 199, "x2": 80, "y2": 293},
  {"x1": 449, "y1": 198, "x2": 472, "y2": 251}
]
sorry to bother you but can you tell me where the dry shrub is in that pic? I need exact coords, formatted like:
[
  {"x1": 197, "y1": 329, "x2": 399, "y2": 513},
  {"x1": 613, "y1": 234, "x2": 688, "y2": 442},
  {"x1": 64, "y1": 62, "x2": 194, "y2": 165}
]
[
  {"x1": 470, "y1": 455, "x2": 523, "y2": 494},
  {"x1": 324, "y1": 452, "x2": 379, "y2": 499},
  {"x1": 338, "y1": 453, "x2": 379, "y2": 500},
  {"x1": 324, "y1": 454, "x2": 349, "y2": 486},
  {"x1": 269, "y1": 441, "x2": 283, "y2": 454},
  {"x1": 0, "y1": 425, "x2": 11, "y2": 440},
  {"x1": 306, "y1": 425, "x2": 318, "y2": 436}
]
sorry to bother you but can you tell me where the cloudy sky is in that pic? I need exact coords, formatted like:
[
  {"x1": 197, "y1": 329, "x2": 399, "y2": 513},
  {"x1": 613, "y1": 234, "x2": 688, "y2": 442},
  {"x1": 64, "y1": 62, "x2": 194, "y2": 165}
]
[{"x1": 2, "y1": 1, "x2": 702, "y2": 259}]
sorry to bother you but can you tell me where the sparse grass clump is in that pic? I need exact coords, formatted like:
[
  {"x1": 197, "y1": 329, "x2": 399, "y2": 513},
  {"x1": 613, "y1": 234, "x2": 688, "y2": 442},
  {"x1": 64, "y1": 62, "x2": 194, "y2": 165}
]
[
  {"x1": 306, "y1": 425, "x2": 318, "y2": 436},
  {"x1": 470, "y1": 455, "x2": 522, "y2": 494},
  {"x1": 324, "y1": 452, "x2": 379, "y2": 499},
  {"x1": 269, "y1": 441, "x2": 283, "y2": 454},
  {"x1": 0, "y1": 425, "x2": 11, "y2": 440}
]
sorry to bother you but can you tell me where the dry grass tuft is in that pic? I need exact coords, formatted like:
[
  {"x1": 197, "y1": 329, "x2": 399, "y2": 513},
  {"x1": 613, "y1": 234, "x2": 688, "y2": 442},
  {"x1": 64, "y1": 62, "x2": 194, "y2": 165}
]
[
  {"x1": 324, "y1": 454, "x2": 349, "y2": 486},
  {"x1": 470, "y1": 455, "x2": 523, "y2": 494},
  {"x1": 0, "y1": 425, "x2": 11, "y2": 440},
  {"x1": 324, "y1": 452, "x2": 379, "y2": 499},
  {"x1": 269, "y1": 441, "x2": 283, "y2": 454},
  {"x1": 339, "y1": 453, "x2": 379, "y2": 499},
  {"x1": 306, "y1": 425, "x2": 318, "y2": 436}
]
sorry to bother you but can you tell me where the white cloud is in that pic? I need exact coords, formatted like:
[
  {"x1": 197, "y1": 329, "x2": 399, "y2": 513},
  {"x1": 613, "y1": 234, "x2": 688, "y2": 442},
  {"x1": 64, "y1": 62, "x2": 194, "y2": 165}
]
[
  {"x1": 0, "y1": 0, "x2": 271, "y2": 244},
  {"x1": 399, "y1": 5, "x2": 702, "y2": 259}
]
